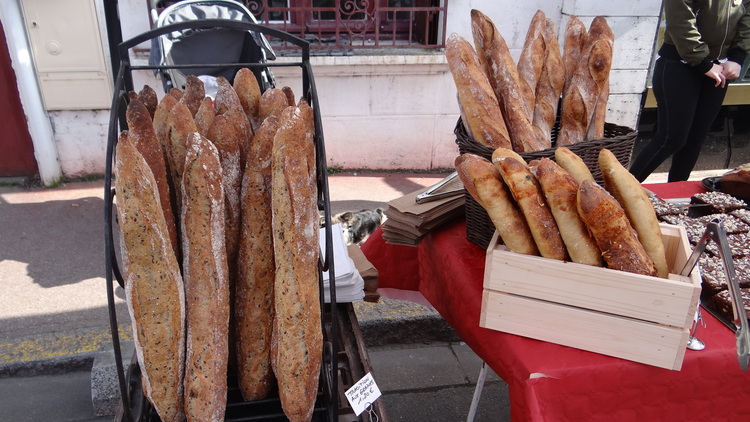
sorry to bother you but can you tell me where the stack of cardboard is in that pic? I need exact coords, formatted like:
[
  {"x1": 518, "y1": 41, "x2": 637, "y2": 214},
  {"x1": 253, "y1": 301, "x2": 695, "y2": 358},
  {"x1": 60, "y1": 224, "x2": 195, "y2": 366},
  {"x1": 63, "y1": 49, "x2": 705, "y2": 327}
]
[{"x1": 382, "y1": 173, "x2": 465, "y2": 246}]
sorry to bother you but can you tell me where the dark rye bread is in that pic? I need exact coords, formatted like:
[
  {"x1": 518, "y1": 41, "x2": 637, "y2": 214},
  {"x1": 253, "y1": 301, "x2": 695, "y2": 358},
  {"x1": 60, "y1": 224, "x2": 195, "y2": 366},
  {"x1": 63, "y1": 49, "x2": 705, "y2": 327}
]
[
  {"x1": 236, "y1": 114, "x2": 281, "y2": 401},
  {"x1": 115, "y1": 134, "x2": 186, "y2": 422},
  {"x1": 271, "y1": 106, "x2": 322, "y2": 422},
  {"x1": 181, "y1": 133, "x2": 230, "y2": 422}
]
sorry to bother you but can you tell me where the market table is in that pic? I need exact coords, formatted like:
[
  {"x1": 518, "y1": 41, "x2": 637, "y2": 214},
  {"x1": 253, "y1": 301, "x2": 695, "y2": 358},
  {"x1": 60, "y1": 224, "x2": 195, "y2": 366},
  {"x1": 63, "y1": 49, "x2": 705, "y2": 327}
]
[{"x1": 361, "y1": 181, "x2": 750, "y2": 421}]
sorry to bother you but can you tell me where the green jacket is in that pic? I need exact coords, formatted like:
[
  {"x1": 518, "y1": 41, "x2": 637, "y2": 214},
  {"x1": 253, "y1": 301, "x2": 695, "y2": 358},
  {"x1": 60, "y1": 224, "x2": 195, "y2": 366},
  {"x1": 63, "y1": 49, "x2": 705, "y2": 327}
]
[{"x1": 662, "y1": 0, "x2": 750, "y2": 73}]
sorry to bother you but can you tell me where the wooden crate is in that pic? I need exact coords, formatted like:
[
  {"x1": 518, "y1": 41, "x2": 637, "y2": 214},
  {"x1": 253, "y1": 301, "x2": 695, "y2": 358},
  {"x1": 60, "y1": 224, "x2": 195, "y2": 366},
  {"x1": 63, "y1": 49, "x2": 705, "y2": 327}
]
[{"x1": 480, "y1": 224, "x2": 701, "y2": 370}]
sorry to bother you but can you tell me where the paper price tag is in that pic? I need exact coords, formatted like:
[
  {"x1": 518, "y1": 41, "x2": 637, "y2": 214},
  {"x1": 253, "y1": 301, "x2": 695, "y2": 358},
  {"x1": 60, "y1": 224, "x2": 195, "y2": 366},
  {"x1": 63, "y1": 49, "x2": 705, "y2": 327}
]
[{"x1": 344, "y1": 372, "x2": 381, "y2": 416}]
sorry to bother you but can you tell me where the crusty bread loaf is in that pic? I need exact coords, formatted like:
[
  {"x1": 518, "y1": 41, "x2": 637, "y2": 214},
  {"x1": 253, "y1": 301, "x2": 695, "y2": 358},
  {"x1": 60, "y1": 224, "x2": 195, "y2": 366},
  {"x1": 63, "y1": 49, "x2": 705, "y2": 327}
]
[
  {"x1": 258, "y1": 88, "x2": 291, "y2": 126},
  {"x1": 270, "y1": 106, "x2": 321, "y2": 422},
  {"x1": 535, "y1": 158, "x2": 603, "y2": 266},
  {"x1": 137, "y1": 85, "x2": 158, "y2": 119},
  {"x1": 207, "y1": 115, "x2": 242, "y2": 277},
  {"x1": 126, "y1": 98, "x2": 179, "y2": 258},
  {"x1": 182, "y1": 75, "x2": 205, "y2": 117},
  {"x1": 215, "y1": 76, "x2": 254, "y2": 169},
  {"x1": 169, "y1": 87, "x2": 184, "y2": 101},
  {"x1": 282, "y1": 86, "x2": 296, "y2": 106},
  {"x1": 445, "y1": 32, "x2": 512, "y2": 150},
  {"x1": 516, "y1": 10, "x2": 547, "y2": 115},
  {"x1": 236, "y1": 114, "x2": 281, "y2": 400},
  {"x1": 471, "y1": 9, "x2": 538, "y2": 153},
  {"x1": 115, "y1": 134, "x2": 185, "y2": 422},
  {"x1": 563, "y1": 15, "x2": 587, "y2": 94},
  {"x1": 166, "y1": 101, "x2": 198, "y2": 215},
  {"x1": 153, "y1": 94, "x2": 179, "y2": 172},
  {"x1": 233, "y1": 68, "x2": 262, "y2": 131},
  {"x1": 599, "y1": 148, "x2": 668, "y2": 278},
  {"x1": 531, "y1": 17, "x2": 565, "y2": 150},
  {"x1": 557, "y1": 16, "x2": 614, "y2": 146},
  {"x1": 494, "y1": 155, "x2": 567, "y2": 260},
  {"x1": 491, "y1": 147, "x2": 526, "y2": 167},
  {"x1": 455, "y1": 153, "x2": 538, "y2": 255},
  {"x1": 554, "y1": 146, "x2": 594, "y2": 183},
  {"x1": 194, "y1": 96, "x2": 216, "y2": 138},
  {"x1": 181, "y1": 132, "x2": 230, "y2": 422},
  {"x1": 577, "y1": 179, "x2": 658, "y2": 276},
  {"x1": 586, "y1": 81, "x2": 609, "y2": 141}
]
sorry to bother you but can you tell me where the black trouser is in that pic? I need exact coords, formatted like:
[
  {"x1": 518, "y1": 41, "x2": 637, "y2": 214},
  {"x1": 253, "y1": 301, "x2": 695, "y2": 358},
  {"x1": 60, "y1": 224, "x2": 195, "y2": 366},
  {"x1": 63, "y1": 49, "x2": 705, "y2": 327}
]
[{"x1": 629, "y1": 56, "x2": 728, "y2": 182}]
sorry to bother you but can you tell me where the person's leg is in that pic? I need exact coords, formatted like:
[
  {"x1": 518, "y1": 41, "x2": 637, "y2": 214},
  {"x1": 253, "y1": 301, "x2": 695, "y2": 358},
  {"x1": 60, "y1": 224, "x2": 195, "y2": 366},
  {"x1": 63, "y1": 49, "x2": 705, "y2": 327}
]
[
  {"x1": 667, "y1": 78, "x2": 728, "y2": 181},
  {"x1": 628, "y1": 58, "x2": 702, "y2": 182}
]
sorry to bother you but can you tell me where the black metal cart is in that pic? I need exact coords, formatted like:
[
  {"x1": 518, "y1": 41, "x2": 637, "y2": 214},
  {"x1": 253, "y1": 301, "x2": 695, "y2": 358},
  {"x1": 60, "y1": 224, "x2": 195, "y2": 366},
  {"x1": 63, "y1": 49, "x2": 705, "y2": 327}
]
[{"x1": 101, "y1": 6, "x2": 385, "y2": 421}]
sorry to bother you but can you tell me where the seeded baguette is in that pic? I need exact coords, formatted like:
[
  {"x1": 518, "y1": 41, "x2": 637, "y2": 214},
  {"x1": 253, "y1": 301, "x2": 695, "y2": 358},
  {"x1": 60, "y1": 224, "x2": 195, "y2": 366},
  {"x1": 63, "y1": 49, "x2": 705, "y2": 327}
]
[
  {"x1": 271, "y1": 106, "x2": 322, "y2": 422},
  {"x1": 115, "y1": 134, "x2": 186, "y2": 422},
  {"x1": 233, "y1": 68, "x2": 263, "y2": 131},
  {"x1": 181, "y1": 133, "x2": 230, "y2": 422},
  {"x1": 236, "y1": 114, "x2": 281, "y2": 400}
]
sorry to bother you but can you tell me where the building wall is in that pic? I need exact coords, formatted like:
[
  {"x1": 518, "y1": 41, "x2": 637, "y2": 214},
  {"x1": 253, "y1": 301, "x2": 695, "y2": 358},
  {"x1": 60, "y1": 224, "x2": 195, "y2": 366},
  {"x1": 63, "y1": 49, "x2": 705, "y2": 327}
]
[{"x1": 2, "y1": 0, "x2": 664, "y2": 177}]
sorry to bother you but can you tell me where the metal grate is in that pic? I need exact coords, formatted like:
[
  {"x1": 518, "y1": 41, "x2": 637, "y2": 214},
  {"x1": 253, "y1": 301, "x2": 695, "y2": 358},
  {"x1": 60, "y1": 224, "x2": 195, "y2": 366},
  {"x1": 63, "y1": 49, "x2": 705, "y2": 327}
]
[{"x1": 240, "y1": 0, "x2": 448, "y2": 51}]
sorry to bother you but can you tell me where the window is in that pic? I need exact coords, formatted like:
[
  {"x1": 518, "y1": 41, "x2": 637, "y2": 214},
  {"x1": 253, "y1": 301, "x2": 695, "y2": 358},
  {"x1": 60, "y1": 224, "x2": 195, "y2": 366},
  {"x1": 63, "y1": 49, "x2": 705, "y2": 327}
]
[{"x1": 241, "y1": 0, "x2": 447, "y2": 52}]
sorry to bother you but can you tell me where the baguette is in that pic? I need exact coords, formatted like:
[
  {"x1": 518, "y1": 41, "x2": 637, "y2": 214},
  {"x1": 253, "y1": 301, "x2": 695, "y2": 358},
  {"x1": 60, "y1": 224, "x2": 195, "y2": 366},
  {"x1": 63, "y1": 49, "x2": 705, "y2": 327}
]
[
  {"x1": 115, "y1": 134, "x2": 185, "y2": 422},
  {"x1": 599, "y1": 148, "x2": 669, "y2": 278},
  {"x1": 557, "y1": 16, "x2": 614, "y2": 146},
  {"x1": 182, "y1": 75, "x2": 205, "y2": 117},
  {"x1": 236, "y1": 115, "x2": 281, "y2": 400},
  {"x1": 166, "y1": 101, "x2": 198, "y2": 215},
  {"x1": 553, "y1": 146, "x2": 595, "y2": 183},
  {"x1": 215, "y1": 76, "x2": 254, "y2": 169},
  {"x1": 126, "y1": 98, "x2": 179, "y2": 258},
  {"x1": 445, "y1": 33, "x2": 512, "y2": 150},
  {"x1": 136, "y1": 85, "x2": 158, "y2": 119},
  {"x1": 577, "y1": 180, "x2": 658, "y2": 276},
  {"x1": 531, "y1": 17, "x2": 565, "y2": 150},
  {"x1": 471, "y1": 9, "x2": 538, "y2": 153},
  {"x1": 282, "y1": 86, "x2": 296, "y2": 106},
  {"x1": 258, "y1": 88, "x2": 290, "y2": 125},
  {"x1": 194, "y1": 96, "x2": 216, "y2": 138},
  {"x1": 271, "y1": 106, "x2": 321, "y2": 422},
  {"x1": 153, "y1": 94, "x2": 179, "y2": 174},
  {"x1": 516, "y1": 10, "x2": 547, "y2": 115},
  {"x1": 535, "y1": 158, "x2": 603, "y2": 266},
  {"x1": 494, "y1": 155, "x2": 567, "y2": 260},
  {"x1": 181, "y1": 132, "x2": 230, "y2": 422},
  {"x1": 491, "y1": 147, "x2": 526, "y2": 167},
  {"x1": 455, "y1": 153, "x2": 538, "y2": 255},
  {"x1": 562, "y1": 16, "x2": 587, "y2": 94},
  {"x1": 233, "y1": 68, "x2": 262, "y2": 131}
]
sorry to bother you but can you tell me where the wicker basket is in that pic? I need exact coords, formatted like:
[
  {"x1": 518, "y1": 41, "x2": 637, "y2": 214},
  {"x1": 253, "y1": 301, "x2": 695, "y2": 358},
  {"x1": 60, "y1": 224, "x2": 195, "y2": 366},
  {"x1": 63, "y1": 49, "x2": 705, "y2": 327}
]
[{"x1": 455, "y1": 117, "x2": 638, "y2": 249}]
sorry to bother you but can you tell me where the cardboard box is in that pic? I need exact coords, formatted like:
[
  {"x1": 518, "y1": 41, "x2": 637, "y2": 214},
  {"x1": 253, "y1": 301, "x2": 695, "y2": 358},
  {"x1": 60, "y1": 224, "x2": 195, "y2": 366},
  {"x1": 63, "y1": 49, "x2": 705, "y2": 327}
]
[{"x1": 480, "y1": 224, "x2": 701, "y2": 370}]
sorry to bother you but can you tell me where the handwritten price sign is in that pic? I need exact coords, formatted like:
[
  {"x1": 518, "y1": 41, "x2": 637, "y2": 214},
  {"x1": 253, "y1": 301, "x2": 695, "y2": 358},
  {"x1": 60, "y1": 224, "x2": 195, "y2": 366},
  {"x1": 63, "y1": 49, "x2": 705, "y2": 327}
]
[{"x1": 344, "y1": 372, "x2": 382, "y2": 416}]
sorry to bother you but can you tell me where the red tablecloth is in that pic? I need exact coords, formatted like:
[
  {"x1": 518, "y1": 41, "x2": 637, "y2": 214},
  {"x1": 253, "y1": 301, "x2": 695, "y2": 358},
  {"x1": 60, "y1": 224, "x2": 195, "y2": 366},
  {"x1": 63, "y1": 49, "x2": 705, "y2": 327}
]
[{"x1": 361, "y1": 182, "x2": 750, "y2": 421}]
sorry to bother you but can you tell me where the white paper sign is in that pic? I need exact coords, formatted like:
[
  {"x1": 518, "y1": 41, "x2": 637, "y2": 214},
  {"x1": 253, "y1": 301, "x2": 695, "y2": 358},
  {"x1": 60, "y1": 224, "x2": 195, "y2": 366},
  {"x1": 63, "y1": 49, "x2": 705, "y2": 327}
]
[{"x1": 344, "y1": 372, "x2": 382, "y2": 416}]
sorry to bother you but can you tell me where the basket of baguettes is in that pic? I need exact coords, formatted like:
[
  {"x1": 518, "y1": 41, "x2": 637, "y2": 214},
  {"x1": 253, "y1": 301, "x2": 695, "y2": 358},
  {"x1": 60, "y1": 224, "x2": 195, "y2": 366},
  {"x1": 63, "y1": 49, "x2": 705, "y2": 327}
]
[
  {"x1": 112, "y1": 70, "x2": 325, "y2": 422},
  {"x1": 448, "y1": 10, "x2": 637, "y2": 249}
]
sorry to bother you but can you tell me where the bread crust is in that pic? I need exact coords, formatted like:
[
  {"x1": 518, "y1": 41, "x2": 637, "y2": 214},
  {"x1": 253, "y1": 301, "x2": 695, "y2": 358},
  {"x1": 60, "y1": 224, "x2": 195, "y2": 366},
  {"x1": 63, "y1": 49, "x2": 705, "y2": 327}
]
[
  {"x1": 455, "y1": 153, "x2": 538, "y2": 255},
  {"x1": 531, "y1": 17, "x2": 565, "y2": 150},
  {"x1": 115, "y1": 135, "x2": 186, "y2": 422},
  {"x1": 471, "y1": 9, "x2": 538, "y2": 152},
  {"x1": 558, "y1": 16, "x2": 614, "y2": 146},
  {"x1": 236, "y1": 115, "x2": 281, "y2": 400},
  {"x1": 166, "y1": 101, "x2": 198, "y2": 216},
  {"x1": 554, "y1": 146, "x2": 594, "y2": 183},
  {"x1": 516, "y1": 10, "x2": 547, "y2": 116},
  {"x1": 563, "y1": 15, "x2": 587, "y2": 94},
  {"x1": 259, "y1": 88, "x2": 291, "y2": 126},
  {"x1": 194, "y1": 96, "x2": 216, "y2": 138},
  {"x1": 577, "y1": 180, "x2": 658, "y2": 276},
  {"x1": 599, "y1": 148, "x2": 669, "y2": 278},
  {"x1": 271, "y1": 106, "x2": 322, "y2": 422},
  {"x1": 183, "y1": 75, "x2": 205, "y2": 117},
  {"x1": 536, "y1": 158, "x2": 603, "y2": 266},
  {"x1": 126, "y1": 98, "x2": 179, "y2": 258},
  {"x1": 181, "y1": 133, "x2": 230, "y2": 422},
  {"x1": 494, "y1": 156, "x2": 567, "y2": 260},
  {"x1": 445, "y1": 33, "x2": 512, "y2": 150},
  {"x1": 136, "y1": 85, "x2": 158, "y2": 119},
  {"x1": 215, "y1": 76, "x2": 254, "y2": 170},
  {"x1": 233, "y1": 68, "x2": 262, "y2": 131}
]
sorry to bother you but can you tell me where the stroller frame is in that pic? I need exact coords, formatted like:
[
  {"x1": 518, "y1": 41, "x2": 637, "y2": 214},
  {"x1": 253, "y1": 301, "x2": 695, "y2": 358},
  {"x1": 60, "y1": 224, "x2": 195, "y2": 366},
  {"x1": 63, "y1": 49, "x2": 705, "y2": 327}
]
[{"x1": 104, "y1": 17, "x2": 344, "y2": 422}]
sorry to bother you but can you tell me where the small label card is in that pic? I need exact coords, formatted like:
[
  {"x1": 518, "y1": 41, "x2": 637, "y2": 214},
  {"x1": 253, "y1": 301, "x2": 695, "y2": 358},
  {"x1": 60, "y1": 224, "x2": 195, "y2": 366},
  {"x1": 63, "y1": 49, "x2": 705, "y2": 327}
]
[{"x1": 344, "y1": 372, "x2": 382, "y2": 416}]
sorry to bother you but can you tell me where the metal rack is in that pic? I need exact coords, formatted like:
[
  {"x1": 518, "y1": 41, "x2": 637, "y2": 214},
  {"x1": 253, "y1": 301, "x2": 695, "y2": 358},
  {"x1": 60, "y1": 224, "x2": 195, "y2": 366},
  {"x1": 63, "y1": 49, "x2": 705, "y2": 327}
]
[{"x1": 102, "y1": 16, "x2": 354, "y2": 422}]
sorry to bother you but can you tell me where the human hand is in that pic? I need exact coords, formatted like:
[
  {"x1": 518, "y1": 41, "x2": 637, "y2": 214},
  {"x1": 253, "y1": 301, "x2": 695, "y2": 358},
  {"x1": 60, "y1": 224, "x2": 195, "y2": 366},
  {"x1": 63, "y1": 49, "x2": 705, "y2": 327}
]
[
  {"x1": 721, "y1": 61, "x2": 742, "y2": 80},
  {"x1": 705, "y1": 63, "x2": 726, "y2": 87}
]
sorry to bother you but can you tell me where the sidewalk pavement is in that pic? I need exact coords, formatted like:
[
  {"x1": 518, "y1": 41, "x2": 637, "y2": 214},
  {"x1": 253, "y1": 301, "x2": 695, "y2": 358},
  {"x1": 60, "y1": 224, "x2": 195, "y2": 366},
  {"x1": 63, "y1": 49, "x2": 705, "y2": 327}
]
[{"x1": 0, "y1": 171, "x2": 510, "y2": 422}]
